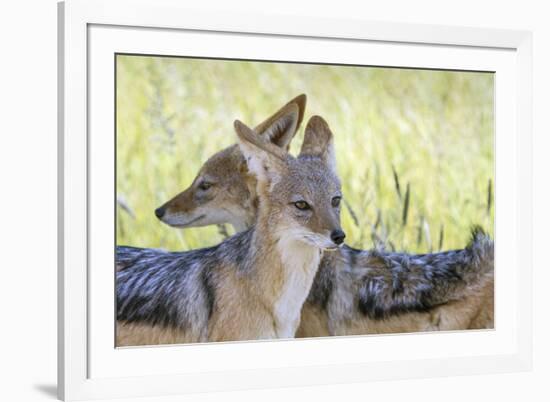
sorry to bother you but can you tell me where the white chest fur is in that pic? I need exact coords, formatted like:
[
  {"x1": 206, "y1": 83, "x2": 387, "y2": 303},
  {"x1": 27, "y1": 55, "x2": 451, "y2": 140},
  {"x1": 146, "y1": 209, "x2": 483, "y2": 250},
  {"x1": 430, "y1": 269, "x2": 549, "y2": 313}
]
[{"x1": 273, "y1": 238, "x2": 321, "y2": 338}]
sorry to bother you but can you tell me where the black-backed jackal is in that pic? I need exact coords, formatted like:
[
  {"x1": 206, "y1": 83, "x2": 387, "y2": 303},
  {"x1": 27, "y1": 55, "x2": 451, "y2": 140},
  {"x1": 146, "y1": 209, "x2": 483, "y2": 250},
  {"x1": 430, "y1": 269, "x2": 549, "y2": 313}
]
[{"x1": 117, "y1": 115, "x2": 345, "y2": 345}]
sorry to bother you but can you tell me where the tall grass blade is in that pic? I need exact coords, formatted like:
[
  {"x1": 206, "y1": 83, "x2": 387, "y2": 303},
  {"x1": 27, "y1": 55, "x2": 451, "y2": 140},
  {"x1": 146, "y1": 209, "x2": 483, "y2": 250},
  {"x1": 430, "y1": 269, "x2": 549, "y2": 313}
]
[
  {"x1": 392, "y1": 165, "x2": 402, "y2": 199},
  {"x1": 344, "y1": 199, "x2": 360, "y2": 227},
  {"x1": 117, "y1": 195, "x2": 135, "y2": 219},
  {"x1": 402, "y1": 182, "x2": 410, "y2": 226},
  {"x1": 438, "y1": 224, "x2": 444, "y2": 251}
]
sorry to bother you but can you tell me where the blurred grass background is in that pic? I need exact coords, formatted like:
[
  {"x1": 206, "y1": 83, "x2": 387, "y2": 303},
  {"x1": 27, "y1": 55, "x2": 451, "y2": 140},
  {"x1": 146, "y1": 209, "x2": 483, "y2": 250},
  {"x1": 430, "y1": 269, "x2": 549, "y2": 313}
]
[{"x1": 116, "y1": 55, "x2": 494, "y2": 253}]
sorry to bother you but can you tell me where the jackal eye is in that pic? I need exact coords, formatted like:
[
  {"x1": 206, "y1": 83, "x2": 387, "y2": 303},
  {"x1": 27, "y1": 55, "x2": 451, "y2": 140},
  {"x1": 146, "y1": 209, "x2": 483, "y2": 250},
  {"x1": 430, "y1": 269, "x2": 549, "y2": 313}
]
[
  {"x1": 198, "y1": 181, "x2": 212, "y2": 191},
  {"x1": 332, "y1": 196, "x2": 341, "y2": 208},
  {"x1": 294, "y1": 200, "x2": 311, "y2": 211}
]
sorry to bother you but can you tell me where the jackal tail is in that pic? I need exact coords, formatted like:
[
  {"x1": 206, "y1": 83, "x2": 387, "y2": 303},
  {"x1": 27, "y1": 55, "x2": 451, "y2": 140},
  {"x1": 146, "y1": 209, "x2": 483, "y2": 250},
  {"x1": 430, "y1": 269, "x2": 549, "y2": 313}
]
[{"x1": 348, "y1": 226, "x2": 493, "y2": 319}]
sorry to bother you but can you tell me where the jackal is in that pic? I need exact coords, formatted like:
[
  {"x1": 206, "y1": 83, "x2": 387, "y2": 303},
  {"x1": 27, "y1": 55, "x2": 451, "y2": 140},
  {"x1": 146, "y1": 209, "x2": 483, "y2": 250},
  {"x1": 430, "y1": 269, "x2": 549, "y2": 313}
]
[
  {"x1": 138, "y1": 95, "x2": 494, "y2": 336},
  {"x1": 117, "y1": 115, "x2": 344, "y2": 345},
  {"x1": 154, "y1": 94, "x2": 307, "y2": 232}
]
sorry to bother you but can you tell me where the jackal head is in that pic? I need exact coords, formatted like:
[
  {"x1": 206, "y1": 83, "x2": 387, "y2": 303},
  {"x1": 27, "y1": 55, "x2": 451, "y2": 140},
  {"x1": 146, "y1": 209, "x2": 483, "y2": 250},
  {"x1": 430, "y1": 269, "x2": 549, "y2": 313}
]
[
  {"x1": 235, "y1": 116, "x2": 345, "y2": 250},
  {"x1": 154, "y1": 95, "x2": 307, "y2": 232}
]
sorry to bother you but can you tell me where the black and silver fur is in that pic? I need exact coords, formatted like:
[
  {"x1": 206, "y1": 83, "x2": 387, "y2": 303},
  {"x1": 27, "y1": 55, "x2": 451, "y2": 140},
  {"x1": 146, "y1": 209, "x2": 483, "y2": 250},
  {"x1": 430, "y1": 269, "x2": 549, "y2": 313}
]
[
  {"x1": 117, "y1": 227, "x2": 493, "y2": 333},
  {"x1": 308, "y1": 227, "x2": 493, "y2": 322},
  {"x1": 117, "y1": 230, "x2": 253, "y2": 336}
]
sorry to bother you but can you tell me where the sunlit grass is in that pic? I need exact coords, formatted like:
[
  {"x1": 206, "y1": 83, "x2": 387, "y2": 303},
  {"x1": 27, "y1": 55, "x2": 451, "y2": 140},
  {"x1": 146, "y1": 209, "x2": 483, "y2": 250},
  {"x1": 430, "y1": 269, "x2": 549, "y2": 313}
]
[{"x1": 116, "y1": 55, "x2": 494, "y2": 253}]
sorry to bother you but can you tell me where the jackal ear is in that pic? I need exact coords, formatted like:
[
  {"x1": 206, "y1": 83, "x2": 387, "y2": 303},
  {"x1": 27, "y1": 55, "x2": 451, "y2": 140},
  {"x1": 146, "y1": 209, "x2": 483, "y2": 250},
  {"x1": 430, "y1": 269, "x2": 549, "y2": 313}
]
[
  {"x1": 299, "y1": 115, "x2": 337, "y2": 172},
  {"x1": 254, "y1": 94, "x2": 307, "y2": 150},
  {"x1": 234, "y1": 120, "x2": 287, "y2": 185}
]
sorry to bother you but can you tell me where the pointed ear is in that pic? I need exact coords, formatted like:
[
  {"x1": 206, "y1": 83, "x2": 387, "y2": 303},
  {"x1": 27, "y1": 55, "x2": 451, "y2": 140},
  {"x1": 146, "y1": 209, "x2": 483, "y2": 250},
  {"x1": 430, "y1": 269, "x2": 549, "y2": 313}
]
[
  {"x1": 299, "y1": 116, "x2": 337, "y2": 172},
  {"x1": 234, "y1": 120, "x2": 287, "y2": 185},
  {"x1": 254, "y1": 94, "x2": 307, "y2": 150}
]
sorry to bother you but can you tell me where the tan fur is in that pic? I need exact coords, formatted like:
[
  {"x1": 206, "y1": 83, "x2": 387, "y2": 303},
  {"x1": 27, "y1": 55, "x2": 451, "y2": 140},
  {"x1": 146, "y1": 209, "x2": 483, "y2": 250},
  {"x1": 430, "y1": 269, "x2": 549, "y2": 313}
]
[{"x1": 204, "y1": 229, "x2": 322, "y2": 341}]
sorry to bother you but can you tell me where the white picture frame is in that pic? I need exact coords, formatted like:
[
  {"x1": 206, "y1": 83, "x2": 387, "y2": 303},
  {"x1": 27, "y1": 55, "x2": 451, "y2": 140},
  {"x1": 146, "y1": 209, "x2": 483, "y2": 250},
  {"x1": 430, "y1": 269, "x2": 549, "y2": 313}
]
[{"x1": 58, "y1": 0, "x2": 533, "y2": 400}]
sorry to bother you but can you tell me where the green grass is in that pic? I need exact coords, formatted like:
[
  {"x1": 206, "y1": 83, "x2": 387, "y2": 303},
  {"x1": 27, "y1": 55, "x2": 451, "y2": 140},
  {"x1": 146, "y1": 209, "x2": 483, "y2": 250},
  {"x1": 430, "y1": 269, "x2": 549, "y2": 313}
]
[{"x1": 116, "y1": 55, "x2": 494, "y2": 253}]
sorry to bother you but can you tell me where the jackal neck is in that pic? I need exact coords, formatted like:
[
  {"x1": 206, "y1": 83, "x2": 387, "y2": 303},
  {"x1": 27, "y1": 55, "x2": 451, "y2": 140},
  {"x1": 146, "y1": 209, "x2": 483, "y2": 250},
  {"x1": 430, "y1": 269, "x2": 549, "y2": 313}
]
[{"x1": 245, "y1": 218, "x2": 323, "y2": 338}]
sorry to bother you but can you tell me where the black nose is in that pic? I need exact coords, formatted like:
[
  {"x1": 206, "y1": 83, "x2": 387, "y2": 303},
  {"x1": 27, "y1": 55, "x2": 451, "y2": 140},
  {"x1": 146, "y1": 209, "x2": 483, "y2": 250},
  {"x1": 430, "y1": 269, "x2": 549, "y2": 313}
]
[
  {"x1": 154, "y1": 206, "x2": 166, "y2": 219},
  {"x1": 330, "y1": 229, "x2": 346, "y2": 245}
]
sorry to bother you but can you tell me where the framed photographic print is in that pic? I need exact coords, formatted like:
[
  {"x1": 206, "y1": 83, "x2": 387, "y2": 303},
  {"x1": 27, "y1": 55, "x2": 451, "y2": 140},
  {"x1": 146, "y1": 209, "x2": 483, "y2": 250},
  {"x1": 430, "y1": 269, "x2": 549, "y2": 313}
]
[{"x1": 58, "y1": 0, "x2": 533, "y2": 400}]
